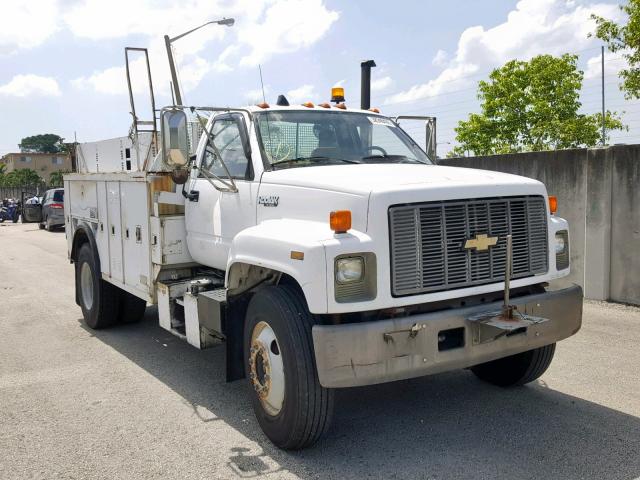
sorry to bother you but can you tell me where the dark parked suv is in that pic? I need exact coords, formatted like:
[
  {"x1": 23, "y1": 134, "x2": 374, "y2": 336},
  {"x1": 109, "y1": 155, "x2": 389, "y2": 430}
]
[{"x1": 39, "y1": 188, "x2": 65, "y2": 231}]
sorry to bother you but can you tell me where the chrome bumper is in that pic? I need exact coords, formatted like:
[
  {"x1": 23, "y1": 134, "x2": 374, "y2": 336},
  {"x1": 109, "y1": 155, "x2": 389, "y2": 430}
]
[{"x1": 312, "y1": 285, "x2": 583, "y2": 388}]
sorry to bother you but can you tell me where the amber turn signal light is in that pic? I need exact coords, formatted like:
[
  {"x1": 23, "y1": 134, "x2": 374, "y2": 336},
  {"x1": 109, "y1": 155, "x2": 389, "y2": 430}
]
[
  {"x1": 549, "y1": 195, "x2": 557, "y2": 215},
  {"x1": 330, "y1": 210, "x2": 351, "y2": 233}
]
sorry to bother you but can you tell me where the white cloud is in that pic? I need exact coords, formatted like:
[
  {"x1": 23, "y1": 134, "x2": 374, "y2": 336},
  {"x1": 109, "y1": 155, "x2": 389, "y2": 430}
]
[
  {"x1": 238, "y1": 0, "x2": 339, "y2": 66},
  {"x1": 0, "y1": 0, "x2": 59, "y2": 54},
  {"x1": 584, "y1": 50, "x2": 630, "y2": 80},
  {"x1": 385, "y1": 0, "x2": 624, "y2": 105},
  {"x1": 0, "y1": 74, "x2": 61, "y2": 97},
  {"x1": 245, "y1": 86, "x2": 270, "y2": 104},
  {"x1": 432, "y1": 49, "x2": 448, "y2": 67},
  {"x1": 371, "y1": 76, "x2": 393, "y2": 92},
  {"x1": 286, "y1": 84, "x2": 317, "y2": 103},
  {"x1": 66, "y1": 0, "x2": 339, "y2": 98}
]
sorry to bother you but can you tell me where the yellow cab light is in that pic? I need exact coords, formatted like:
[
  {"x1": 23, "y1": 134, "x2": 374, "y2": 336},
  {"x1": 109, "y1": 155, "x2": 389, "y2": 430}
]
[
  {"x1": 368, "y1": 107, "x2": 380, "y2": 113},
  {"x1": 330, "y1": 210, "x2": 352, "y2": 233},
  {"x1": 549, "y1": 195, "x2": 558, "y2": 215},
  {"x1": 318, "y1": 102, "x2": 331, "y2": 108},
  {"x1": 256, "y1": 102, "x2": 270, "y2": 109},
  {"x1": 335, "y1": 103, "x2": 347, "y2": 110},
  {"x1": 302, "y1": 101, "x2": 314, "y2": 108},
  {"x1": 331, "y1": 86, "x2": 345, "y2": 103}
]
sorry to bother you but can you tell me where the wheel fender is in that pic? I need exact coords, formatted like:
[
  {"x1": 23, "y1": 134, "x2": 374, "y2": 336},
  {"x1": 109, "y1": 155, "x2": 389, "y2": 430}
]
[
  {"x1": 226, "y1": 220, "x2": 331, "y2": 314},
  {"x1": 71, "y1": 222, "x2": 101, "y2": 306}
]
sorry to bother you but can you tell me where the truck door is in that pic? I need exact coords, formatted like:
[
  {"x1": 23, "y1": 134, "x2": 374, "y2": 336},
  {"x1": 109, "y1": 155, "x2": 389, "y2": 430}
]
[{"x1": 185, "y1": 113, "x2": 257, "y2": 269}]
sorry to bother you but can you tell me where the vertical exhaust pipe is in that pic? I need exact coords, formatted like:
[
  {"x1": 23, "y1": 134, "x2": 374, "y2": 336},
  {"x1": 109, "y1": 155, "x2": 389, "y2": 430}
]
[{"x1": 360, "y1": 60, "x2": 376, "y2": 110}]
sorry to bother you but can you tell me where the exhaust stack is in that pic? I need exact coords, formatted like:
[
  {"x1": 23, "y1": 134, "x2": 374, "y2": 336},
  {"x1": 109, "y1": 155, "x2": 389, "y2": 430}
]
[{"x1": 360, "y1": 60, "x2": 376, "y2": 110}]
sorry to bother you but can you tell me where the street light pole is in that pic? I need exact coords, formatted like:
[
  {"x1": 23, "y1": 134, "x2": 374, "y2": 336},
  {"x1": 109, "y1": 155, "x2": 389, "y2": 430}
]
[{"x1": 164, "y1": 17, "x2": 235, "y2": 106}]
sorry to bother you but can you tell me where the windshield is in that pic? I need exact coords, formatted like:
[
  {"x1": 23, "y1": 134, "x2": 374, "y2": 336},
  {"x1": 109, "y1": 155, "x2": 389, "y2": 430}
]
[{"x1": 255, "y1": 111, "x2": 431, "y2": 169}]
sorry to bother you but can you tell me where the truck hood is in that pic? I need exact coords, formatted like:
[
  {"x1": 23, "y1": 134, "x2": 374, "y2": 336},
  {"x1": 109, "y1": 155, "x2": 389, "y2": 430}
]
[
  {"x1": 257, "y1": 164, "x2": 548, "y2": 234},
  {"x1": 259, "y1": 164, "x2": 544, "y2": 196}
]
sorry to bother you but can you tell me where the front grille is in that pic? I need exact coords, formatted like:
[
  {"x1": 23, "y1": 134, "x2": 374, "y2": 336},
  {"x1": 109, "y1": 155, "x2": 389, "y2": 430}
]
[{"x1": 389, "y1": 196, "x2": 548, "y2": 296}]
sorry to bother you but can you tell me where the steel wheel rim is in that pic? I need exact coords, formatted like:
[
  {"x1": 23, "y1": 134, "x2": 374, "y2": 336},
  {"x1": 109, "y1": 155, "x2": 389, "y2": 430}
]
[
  {"x1": 80, "y1": 262, "x2": 94, "y2": 311},
  {"x1": 249, "y1": 320, "x2": 285, "y2": 416}
]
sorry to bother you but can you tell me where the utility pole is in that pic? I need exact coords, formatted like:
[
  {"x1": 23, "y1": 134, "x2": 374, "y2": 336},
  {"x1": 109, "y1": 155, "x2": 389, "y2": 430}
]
[{"x1": 601, "y1": 45, "x2": 606, "y2": 146}]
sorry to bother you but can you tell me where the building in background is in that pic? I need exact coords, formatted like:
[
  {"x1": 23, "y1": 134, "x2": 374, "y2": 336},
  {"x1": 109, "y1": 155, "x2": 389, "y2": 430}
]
[{"x1": 0, "y1": 152, "x2": 72, "y2": 182}]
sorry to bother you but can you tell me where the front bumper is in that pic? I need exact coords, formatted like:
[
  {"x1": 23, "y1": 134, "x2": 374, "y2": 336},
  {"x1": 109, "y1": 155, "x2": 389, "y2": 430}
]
[{"x1": 312, "y1": 285, "x2": 583, "y2": 388}]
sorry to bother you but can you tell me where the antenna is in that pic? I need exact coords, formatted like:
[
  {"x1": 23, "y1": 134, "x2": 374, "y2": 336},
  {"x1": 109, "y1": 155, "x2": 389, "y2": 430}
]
[{"x1": 258, "y1": 65, "x2": 267, "y2": 103}]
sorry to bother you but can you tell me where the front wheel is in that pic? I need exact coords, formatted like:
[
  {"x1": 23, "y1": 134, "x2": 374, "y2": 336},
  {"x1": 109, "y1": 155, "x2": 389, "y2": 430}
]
[
  {"x1": 244, "y1": 285, "x2": 334, "y2": 450},
  {"x1": 471, "y1": 343, "x2": 556, "y2": 387}
]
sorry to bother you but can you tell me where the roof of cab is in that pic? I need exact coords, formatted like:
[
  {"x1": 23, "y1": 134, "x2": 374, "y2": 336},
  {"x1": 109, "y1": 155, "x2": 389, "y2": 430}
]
[{"x1": 243, "y1": 104, "x2": 386, "y2": 116}]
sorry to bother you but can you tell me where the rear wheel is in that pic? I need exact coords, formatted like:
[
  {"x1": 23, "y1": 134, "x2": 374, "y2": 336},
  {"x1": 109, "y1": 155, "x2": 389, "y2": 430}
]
[
  {"x1": 471, "y1": 343, "x2": 556, "y2": 387},
  {"x1": 76, "y1": 243, "x2": 120, "y2": 329},
  {"x1": 244, "y1": 285, "x2": 334, "y2": 450}
]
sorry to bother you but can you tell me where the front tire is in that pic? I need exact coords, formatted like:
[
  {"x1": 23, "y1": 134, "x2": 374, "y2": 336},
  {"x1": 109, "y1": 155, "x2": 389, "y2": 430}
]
[
  {"x1": 244, "y1": 285, "x2": 334, "y2": 450},
  {"x1": 76, "y1": 243, "x2": 120, "y2": 329},
  {"x1": 471, "y1": 343, "x2": 556, "y2": 387}
]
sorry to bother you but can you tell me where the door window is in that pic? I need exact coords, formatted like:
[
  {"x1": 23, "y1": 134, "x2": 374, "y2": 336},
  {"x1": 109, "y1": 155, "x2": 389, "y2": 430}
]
[{"x1": 201, "y1": 116, "x2": 251, "y2": 179}]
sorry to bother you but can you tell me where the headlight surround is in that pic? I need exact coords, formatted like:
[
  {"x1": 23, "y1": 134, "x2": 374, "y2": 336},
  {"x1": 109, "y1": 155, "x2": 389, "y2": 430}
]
[
  {"x1": 334, "y1": 253, "x2": 377, "y2": 303},
  {"x1": 335, "y1": 256, "x2": 364, "y2": 284},
  {"x1": 555, "y1": 230, "x2": 569, "y2": 270}
]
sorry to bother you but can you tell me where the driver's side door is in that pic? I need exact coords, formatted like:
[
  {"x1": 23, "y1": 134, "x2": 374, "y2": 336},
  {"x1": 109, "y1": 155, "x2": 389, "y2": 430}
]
[{"x1": 185, "y1": 113, "x2": 257, "y2": 270}]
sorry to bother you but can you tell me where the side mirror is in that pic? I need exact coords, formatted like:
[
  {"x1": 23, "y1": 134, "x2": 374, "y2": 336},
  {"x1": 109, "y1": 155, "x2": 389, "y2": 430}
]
[{"x1": 161, "y1": 109, "x2": 189, "y2": 169}]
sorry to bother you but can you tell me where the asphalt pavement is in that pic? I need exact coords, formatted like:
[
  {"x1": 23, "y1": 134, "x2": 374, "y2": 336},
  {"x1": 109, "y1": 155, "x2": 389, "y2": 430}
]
[{"x1": 1, "y1": 222, "x2": 639, "y2": 480}]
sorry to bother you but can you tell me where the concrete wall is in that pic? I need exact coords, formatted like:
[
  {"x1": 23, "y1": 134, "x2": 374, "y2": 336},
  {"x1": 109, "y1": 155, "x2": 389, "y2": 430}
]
[{"x1": 441, "y1": 145, "x2": 640, "y2": 305}]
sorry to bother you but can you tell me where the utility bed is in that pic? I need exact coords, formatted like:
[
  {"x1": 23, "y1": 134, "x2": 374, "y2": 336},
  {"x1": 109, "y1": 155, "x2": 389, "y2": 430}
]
[{"x1": 64, "y1": 172, "x2": 192, "y2": 303}]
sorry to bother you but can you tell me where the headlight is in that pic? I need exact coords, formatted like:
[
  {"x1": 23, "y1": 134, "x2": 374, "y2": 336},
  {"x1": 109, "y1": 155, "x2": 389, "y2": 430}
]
[
  {"x1": 555, "y1": 230, "x2": 569, "y2": 270},
  {"x1": 335, "y1": 256, "x2": 364, "y2": 283},
  {"x1": 554, "y1": 233, "x2": 566, "y2": 254}
]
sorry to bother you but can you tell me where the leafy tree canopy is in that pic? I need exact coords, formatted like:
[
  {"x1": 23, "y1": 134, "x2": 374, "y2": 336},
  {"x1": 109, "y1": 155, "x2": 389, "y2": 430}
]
[
  {"x1": 0, "y1": 169, "x2": 43, "y2": 187},
  {"x1": 48, "y1": 170, "x2": 71, "y2": 187},
  {"x1": 451, "y1": 54, "x2": 625, "y2": 157},
  {"x1": 592, "y1": 0, "x2": 640, "y2": 99},
  {"x1": 19, "y1": 134, "x2": 65, "y2": 154}
]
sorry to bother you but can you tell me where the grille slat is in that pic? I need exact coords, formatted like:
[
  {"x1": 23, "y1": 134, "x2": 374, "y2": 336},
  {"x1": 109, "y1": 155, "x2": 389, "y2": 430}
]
[{"x1": 389, "y1": 196, "x2": 548, "y2": 296}]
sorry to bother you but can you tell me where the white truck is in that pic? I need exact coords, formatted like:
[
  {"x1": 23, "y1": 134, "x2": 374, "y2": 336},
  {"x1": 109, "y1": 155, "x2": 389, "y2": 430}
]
[{"x1": 65, "y1": 85, "x2": 582, "y2": 449}]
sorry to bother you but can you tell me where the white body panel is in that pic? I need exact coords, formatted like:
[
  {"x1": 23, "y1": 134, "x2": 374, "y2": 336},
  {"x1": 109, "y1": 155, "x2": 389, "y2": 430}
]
[
  {"x1": 76, "y1": 134, "x2": 155, "y2": 173},
  {"x1": 150, "y1": 215, "x2": 193, "y2": 265}
]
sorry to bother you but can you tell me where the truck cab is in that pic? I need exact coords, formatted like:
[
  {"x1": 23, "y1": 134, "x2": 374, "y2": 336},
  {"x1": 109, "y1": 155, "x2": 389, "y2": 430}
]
[{"x1": 66, "y1": 98, "x2": 582, "y2": 450}]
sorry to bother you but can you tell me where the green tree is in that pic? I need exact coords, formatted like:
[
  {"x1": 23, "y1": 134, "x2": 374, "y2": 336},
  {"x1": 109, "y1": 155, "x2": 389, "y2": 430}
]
[
  {"x1": 451, "y1": 54, "x2": 625, "y2": 157},
  {"x1": 592, "y1": 0, "x2": 640, "y2": 99},
  {"x1": 48, "y1": 170, "x2": 70, "y2": 187},
  {"x1": 19, "y1": 134, "x2": 65, "y2": 153},
  {"x1": 0, "y1": 169, "x2": 43, "y2": 187}
]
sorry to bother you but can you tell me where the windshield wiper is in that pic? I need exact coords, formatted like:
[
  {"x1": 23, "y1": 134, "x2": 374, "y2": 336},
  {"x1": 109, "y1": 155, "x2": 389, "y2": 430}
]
[
  {"x1": 360, "y1": 154, "x2": 425, "y2": 164},
  {"x1": 271, "y1": 156, "x2": 360, "y2": 167}
]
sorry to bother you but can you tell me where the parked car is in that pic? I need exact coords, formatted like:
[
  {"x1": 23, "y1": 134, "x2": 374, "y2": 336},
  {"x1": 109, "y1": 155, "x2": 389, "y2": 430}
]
[
  {"x1": 21, "y1": 192, "x2": 42, "y2": 223},
  {"x1": 39, "y1": 188, "x2": 65, "y2": 231}
]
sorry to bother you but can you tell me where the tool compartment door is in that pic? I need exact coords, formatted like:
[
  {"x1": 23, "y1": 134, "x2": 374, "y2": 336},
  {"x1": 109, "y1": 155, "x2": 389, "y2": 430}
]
[
  {"x1": 120, "y1": 181, "x2": 151, "y2": 296},
  {"x1": 106, "y1": 181, "x2": 124, "y2": 283}
]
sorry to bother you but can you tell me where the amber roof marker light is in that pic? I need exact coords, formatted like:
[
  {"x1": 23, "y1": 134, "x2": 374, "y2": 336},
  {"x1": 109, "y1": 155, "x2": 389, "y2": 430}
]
[
  {"x1": 330, "y1": 210, "x2": 352, "y2": 234},
  {"x1": 331, "y1": 87, "x2": 345, "y2": 104}
]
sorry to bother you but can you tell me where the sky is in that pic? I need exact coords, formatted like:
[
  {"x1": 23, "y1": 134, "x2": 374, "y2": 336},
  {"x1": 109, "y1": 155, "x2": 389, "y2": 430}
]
[{"x1": 0, "y1": 0, "x2": 636, "y2": 157}]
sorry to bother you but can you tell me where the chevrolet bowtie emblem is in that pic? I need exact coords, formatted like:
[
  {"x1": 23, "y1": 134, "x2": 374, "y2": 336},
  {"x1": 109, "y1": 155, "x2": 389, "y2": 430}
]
[{"x1": 464, "y1": 234, "x2": 498, "y2": 252}]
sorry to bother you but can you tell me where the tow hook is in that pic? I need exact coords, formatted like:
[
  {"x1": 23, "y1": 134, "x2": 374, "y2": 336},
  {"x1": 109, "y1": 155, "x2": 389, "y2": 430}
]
[{"x1": 383, "y1": 322, "x2": 426, "y2": 343}]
